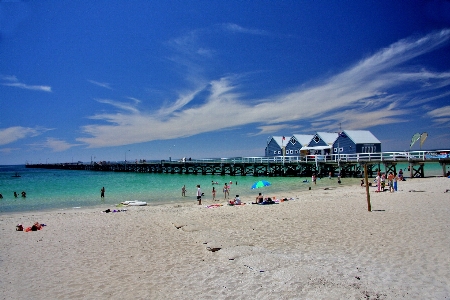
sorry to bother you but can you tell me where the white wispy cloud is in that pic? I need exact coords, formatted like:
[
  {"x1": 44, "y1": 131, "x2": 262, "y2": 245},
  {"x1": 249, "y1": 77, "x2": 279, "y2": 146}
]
[
  {"x1": 95, "y1": 99, "x2": 140, "y2": 114},
  {"x1": 77, "y1": 29, "x2": 450, "y2": 148},
  {"x1": 222, "y1": 23, "x2": 268, "y2": 35},
  {"x1": 0, "y1": 75, "x2": 18, "y2": 81},
  {"x1": 28, "y1": 138, "x2": 82, "y2": 152},
  {"x1": 0, "y1": 147, "x2": 19, "y2": 154},
  {"x1": 45, "y1": 138, "x2": 81, "y2": 152},
  {"x1": 255, "y1": 124, "x2": 298, "y2": 136},
  {"x1": 88, "y1": 80, "x2": 113, "y2": 90},
  {"x1": 1, "y1": 75, "x2": 52, "y2": 92},
  {"x1": 426, "y1": 105, "x2": 450, "y2": 124},
  {"x1": 0, "y1": 126, "x2": 50, "y2": 145}
]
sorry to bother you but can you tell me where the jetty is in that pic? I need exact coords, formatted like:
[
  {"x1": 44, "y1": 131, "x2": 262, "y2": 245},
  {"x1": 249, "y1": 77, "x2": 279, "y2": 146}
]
[{"x1": 26, "y1": 151, "x2": 450, "y2": 178}]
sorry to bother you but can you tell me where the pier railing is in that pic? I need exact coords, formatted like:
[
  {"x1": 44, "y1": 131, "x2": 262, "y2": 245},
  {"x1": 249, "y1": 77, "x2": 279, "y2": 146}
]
[
  {"x1": 188, "y1": 150, "x2": 449, "y2": 164},
  {"x1": 26, "y1": 150, "x2": 450, "y2": 177},
  {"x1": 27, "y1": 150, "x2": 450, "y2": 166}
]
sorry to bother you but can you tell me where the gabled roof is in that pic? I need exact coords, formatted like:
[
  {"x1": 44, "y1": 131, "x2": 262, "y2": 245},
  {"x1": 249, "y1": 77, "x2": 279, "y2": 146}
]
[
  {"x1": 316, "y1": 132, "x2": 339, "y2": 145},
  {"x1": 342, "y1": 130, "x2": 380, "y2": 144},
  {"x1": 292, "y1": 134, "x2": 314, "y2": 146},
  {"x1": 271, "y1": 136, "x2": 286, "y2": 147}
]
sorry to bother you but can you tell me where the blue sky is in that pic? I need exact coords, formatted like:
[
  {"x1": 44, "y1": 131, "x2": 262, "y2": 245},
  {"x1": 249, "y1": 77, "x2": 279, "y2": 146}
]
[{"x1": 1, "y1": 1, "x2": 450, "y2": 165}]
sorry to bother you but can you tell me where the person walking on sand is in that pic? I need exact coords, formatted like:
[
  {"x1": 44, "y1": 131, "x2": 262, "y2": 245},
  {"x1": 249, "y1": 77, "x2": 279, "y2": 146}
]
[
  {"x1": 312, "y1": 173, "x2": 317, "y2": 185},
  {"x1": 182, "y1": 185, "x2": 186, "y2": 197},
  {"x1": 212, "y1": 186, "x2": 216, "y2": 201},
  {"x1": 196, "y1": 185, "x2": 202, "y2": 205},
  {"x1": 100, "y1": 187, "x2": 105, "y2": 198}
]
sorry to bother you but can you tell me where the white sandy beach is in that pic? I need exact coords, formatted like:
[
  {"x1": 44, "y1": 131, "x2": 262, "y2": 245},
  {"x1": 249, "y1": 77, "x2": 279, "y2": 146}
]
[{"x1": 1, "y1": 177, "x2": 449, "y2": 299}]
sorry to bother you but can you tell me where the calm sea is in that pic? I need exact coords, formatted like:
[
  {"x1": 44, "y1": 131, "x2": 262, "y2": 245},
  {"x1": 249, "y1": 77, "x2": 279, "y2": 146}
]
[{"x1": 0, "y1": 163, "x2": 447, "y2": 214}]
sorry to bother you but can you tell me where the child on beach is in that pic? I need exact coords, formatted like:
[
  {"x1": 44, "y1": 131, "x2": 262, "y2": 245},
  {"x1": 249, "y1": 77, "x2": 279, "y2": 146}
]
[
  {"x1": 381, "y1": 174, "x2": 386, "y2": 191},
  {"x1": 212, "y1": 187, "x2": 216, "y2": 201},
  {"x1": 376, "y1": 172, "x2": 381, "y2": 192}
]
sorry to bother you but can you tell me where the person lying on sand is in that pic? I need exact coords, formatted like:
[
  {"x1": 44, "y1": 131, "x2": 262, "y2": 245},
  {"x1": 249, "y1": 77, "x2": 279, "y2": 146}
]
[
  {"x1": 17, "y1": 222, "x2": 46, "y2": 232},
  {"x1": 258, "y1": 197, "x2": 277, "y2": 205}
]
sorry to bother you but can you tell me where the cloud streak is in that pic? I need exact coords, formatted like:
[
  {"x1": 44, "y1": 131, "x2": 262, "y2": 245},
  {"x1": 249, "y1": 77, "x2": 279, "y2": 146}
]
[
  {"x1": 88, "y1": 80, "x2": 113, "y2": 90},
  {"x1": 0, "y1": 126, "x2": 50, "y2": 146},
  {"x1": 1, "y1": 75, "x2": 52, "y2": 92},
  {"x1": 222, "y1": 23, "x2": 268, "y2": 35},
  {"x1": 77, "y1": 29, "x2": 450, "y2": 148},
  {"x1": 26, "y1": 138, "x2": 82, "y2": 152}
]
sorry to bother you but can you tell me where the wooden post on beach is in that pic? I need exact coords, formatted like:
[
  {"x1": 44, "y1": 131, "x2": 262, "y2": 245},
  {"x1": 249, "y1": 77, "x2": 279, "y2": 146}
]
[{"x1": 364, "y1": 163, "x2": 371, "y2": 212}]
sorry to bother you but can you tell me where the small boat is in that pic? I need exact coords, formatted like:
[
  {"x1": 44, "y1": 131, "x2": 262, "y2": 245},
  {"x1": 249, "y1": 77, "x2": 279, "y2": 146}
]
[
  {"x1": 120, "y1": 200, "x2": 147, "y2": 206},
  {"x1": 11, "y1": 173, "x2": 21, "y2": 178}
]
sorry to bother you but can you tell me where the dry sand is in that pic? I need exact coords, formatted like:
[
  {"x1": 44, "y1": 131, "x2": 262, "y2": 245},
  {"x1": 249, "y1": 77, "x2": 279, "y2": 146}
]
[{"x1": 1, "y1": 177, "x2": 449, "y2": 299}]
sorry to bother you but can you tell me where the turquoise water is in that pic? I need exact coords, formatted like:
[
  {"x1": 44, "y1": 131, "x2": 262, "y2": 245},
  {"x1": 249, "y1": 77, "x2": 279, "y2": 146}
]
[{"x1": 0, "y1": 163, "x2": 447, "y2": 213}]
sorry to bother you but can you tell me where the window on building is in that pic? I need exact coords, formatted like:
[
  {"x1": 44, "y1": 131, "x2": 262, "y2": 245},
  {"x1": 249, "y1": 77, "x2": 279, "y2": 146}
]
[{"x1": 313, "y1": 135, "x2": 320, "y2": 143}]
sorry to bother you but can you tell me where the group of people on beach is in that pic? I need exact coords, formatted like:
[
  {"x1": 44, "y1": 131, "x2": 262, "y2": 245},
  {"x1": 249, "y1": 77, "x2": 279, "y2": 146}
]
[
  {"x1": 370, "y1": 170, "x2": 404, "y2": 192},
  {"x1": 183, "y1": 181, "x2": 239, "y2": 204},
  {"x1": 16, "y1": 222, "x2": 45, "y2": 232},
  {"x1": 0, "y1": 191, "x2": 26, "y2": 199}
]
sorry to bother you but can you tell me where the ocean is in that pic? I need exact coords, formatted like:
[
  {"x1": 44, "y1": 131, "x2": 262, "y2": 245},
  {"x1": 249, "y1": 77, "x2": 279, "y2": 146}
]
[{"x1": 0, "y1": 163, "x2": 447, "y2": 214}]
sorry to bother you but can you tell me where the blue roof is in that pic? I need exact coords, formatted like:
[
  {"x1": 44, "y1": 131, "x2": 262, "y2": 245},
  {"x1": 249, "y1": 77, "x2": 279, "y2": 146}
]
[{"x1": 271, "y1": 136, "x2": 286, "y2": 147}]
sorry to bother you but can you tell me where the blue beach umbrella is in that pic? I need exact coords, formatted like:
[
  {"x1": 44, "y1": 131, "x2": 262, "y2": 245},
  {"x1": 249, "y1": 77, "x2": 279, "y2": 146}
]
[{"x1": 251, "y1": 180, "x2": 271, "y2": 189}]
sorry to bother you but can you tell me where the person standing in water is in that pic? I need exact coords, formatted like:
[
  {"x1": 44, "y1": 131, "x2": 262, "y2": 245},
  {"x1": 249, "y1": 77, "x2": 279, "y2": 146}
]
[{"x1": 100, "y1": 187, "x2": 105, "y2": 198}]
